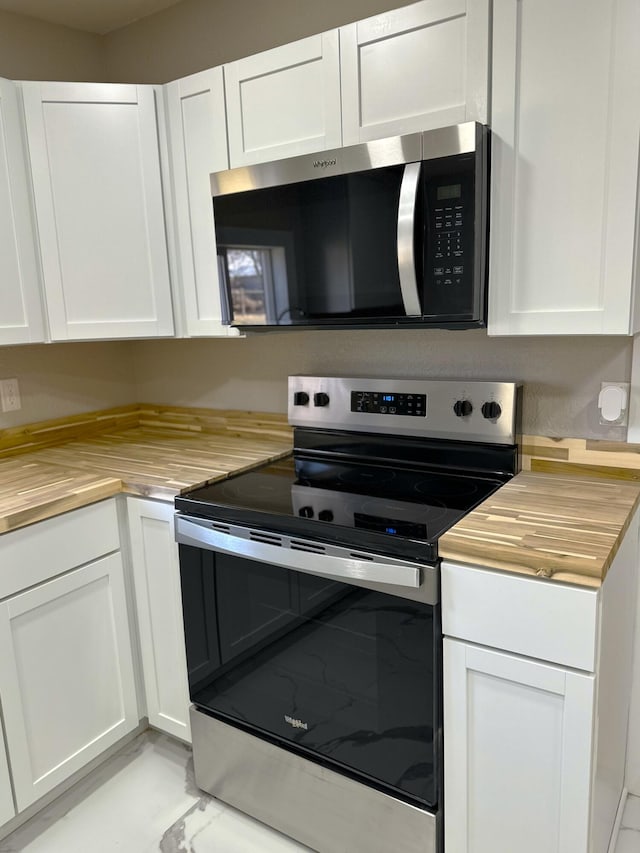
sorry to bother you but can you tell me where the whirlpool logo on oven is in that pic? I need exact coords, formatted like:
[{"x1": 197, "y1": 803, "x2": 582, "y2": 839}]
[
  {"x1": 312, "y1": 158, "x2": 337, "y2": 169},
  {"x1": 284, "y1": 714, "x2": 308, "y2": 730}
]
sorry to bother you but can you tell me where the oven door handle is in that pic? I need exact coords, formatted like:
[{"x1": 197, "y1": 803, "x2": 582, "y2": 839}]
[{"x1": 175, "y1": 515, "x2": 422, "y2": 589}]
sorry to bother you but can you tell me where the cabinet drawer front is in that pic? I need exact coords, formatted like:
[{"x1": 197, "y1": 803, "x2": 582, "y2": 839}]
[
  {"x1": 442, "y1": 561, "x2": 599, "y2": 671},
  {"x1": 0, "y1": 500, "x2": 120, "y2": 600}
]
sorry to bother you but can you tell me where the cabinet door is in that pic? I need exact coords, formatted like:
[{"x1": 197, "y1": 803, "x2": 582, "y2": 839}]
[
  {"x1": 0, "y1": 722, "x2": 14, "y2": 828},
  {"x1": 21, "y1": 82, "x2": 174, "y2": 341},
  {"x1": 340, "y1": 0, "x2": 490, "y2": 146},
  {"x1": 444, "y1": 639, "x2": 595, "y2": 853},
  {"x1": 224, "y1": 32, "x2": 341, "y2": 167},
  {"x1": 0, "y1": 78, "x2": 44, "y2": 345},
  {"x1": 127, "y1": 499, "x2": 191, "y2": 742},
  {"x1": 0, "y1": 553, "x2": 139, "y2": 811},
  {"x1": 488, "y1": 0, "x2": 640, "y2": 335},
  {"x1": 164, "y1": 69, "x2": 238, "y2": 338}
]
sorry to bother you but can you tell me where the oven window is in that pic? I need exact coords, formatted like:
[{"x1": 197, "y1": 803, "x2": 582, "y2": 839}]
[{"x1": 179, "y1": 545, "x2": 439, "y2": 808}]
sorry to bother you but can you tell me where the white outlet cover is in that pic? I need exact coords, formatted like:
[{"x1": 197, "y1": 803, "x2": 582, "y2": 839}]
[{"x1": 598, "y1": 382, "x2": 629, "y2": 424}]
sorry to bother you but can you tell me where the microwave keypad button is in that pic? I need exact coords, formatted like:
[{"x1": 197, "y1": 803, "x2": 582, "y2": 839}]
[
  {"x1": 443, "y1": 278, "x2": 453, "y2": 285},
  {"x1": 434, "y1": 267, "x2": 444, "y2": 276},
  {"x1": 453, "y1": 265, "x2": 463, "y2": 274},
  {"x1": 453, "y1": 277, "x2": 462, "y2": 286}
]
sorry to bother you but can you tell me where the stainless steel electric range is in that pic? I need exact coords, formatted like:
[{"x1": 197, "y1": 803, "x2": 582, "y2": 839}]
[{"x1": 174, "y1": 376, "x2": 521, "y2": 853}]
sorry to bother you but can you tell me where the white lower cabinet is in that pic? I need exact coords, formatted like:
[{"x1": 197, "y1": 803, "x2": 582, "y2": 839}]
[
  {"x1": 0, "y1": 500, "x2": 140, "y2": 821},
  {"x1": 127, "y1": 498, "x2": 190, "y2": 742},
  {"x1": 0, "y1": 726, "x2": 14, "y2": 827},
  {"x1": 0, "y1": 552, "x2": 139, "y2": 812},
  {"x1": 444, "y1": 639, "x2": 595, "y2": 853},
  {"x1": 442, "y1": 508, "x2": 639, "y2": 853}
]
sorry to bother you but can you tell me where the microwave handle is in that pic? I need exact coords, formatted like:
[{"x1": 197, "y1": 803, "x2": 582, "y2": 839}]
[
  {"x1": 397, "y1": 162, "x2": 422, "y2": 317},
  {"x1": 217, "y1": 254, "x2": 232, "y2": 326}
]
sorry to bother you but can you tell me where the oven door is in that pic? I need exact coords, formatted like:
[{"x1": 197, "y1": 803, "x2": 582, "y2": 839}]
[{"x1": 176, "y1": 513, "x2": 441, "y2": 812}]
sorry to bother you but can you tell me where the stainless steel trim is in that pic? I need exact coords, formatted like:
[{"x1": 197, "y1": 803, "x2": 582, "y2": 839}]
[
  {"x1": 421, "y1": 121, "x2": 479, "y2": 160},
  {"x1": 216, "y1": 255, "x2": 231, "y2": 325},
  {"x1": 397, "y1": 163, "x2": 422, "y2": 317},
  {"x1": 191, "y1": 708, "x2": 438, "y2": 853},
  {"x1": 211, "y1": 133, "x2": 423, "y2": 195},
  {"x1": 175, "y1": 515, "x2": 422, "y2": 589},
  {"x1": 288, "y1": 376, "x2": 521, "y2": 445}
]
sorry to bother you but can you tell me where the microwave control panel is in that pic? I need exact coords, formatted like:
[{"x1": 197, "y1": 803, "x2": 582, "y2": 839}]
[{"x1": 423, "y1": 161, "x2": 477, "y2": 319}]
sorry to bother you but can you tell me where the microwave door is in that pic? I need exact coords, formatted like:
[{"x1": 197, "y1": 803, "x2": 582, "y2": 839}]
[{"x1": 397, "y1": 163, "x2": 423, "y2": 317}]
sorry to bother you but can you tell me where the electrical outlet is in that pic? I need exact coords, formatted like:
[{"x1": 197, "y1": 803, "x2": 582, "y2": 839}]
[{"x1": 0, "y1": 378, "x2": 21, "y2": 412}]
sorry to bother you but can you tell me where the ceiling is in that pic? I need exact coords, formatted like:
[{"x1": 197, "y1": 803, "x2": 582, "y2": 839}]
[{"x1": 0, "y1": 0, "x2": 184, "y2": 34}]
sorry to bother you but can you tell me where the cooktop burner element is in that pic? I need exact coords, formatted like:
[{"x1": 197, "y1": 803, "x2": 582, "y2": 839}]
[{"x1": 176, "y1": 376, "x2": 521, "y2": 566}]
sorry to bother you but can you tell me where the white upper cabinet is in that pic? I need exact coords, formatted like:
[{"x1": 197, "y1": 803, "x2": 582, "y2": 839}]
[
  {"x1": 164, "y1": 69, "x2": 237, "y2": 337},
  {"x1": 224, "y1": 32, "x2": 342, "y2": 167},
  {"x1": 21, "y1": 82, "x2": 174, "y2": 341},
  {"x1": 340, "y1": 0, "x2": 490, "y2": 146},
  {"x1": 0, "y1": 77, "x2": 45, "y2": 346},
  {"x1": 488, "y1": 0, "x2": 640, "y2": 335}
]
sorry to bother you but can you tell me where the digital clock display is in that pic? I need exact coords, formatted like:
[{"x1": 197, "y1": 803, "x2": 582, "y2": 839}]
[
  {"x1": 437, "y1": 183, "x2": 461, "y2": 200},
  {"x1": 351, "y1": 390, "x2": 426, "y2": 417}
]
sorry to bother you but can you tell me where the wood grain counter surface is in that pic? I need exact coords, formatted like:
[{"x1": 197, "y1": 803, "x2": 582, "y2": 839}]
[
  {"x1": 3, "y1": 406, "x2": 640, "y2": 588},
  {"x1": 0, "y1": 405, "x2": 293, "y2": 535},
  {"x1": 439, "y1": 471, "x2": 640, "y2": 588}
]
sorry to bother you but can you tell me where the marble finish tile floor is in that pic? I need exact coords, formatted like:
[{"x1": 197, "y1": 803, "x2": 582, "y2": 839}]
[
  {"x1": 618, "y1": 795, "x2": 640, "y2": 852},
  {"x1": 0, "y1": 729, "x2": 638, "y2": 851}
]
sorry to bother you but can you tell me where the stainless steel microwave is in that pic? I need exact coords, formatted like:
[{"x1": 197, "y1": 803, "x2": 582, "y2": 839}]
[{"x1": 211, "y1": 122, "x2": 489, "y2": 331}]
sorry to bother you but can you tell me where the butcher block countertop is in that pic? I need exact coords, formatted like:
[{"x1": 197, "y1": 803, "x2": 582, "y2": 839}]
[
  {"x1": 0, "y1": 404, "x2": 293, "y2": 534},
  {"x1": 438, "y1": 471, "x2": 640, "y2": 588},
  {"x1": 2, "y1": 408, "x2": 640, "y2": 588}
]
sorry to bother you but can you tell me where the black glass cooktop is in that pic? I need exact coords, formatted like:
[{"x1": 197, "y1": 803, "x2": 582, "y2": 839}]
[{"x1": 176, "y1": 451, "x2": 506, "y2": 564}]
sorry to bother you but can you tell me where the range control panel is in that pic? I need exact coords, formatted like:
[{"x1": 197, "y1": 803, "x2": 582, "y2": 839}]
[
  {"x1": 352, "y1": 391, "x2": 426, "y2": 417},
  {"x1": 289, "y1": 376, "x2": 521, "y2": 445}
]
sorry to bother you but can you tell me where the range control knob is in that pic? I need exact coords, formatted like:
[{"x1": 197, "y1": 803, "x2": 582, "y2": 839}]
[
  {"x1": 298, "y1": 506, "x2": 314, "y2": 518},
  {"x1": 453, "y1": 399, "x2": 473, "y2": 417},
  {"x1": 314, "y1": 392, "x2": 330, "y2": 407},
  {"x1": 318, "y1": 509, "x2": 334, "y2": 522},
  {"x1": 481, "y1": 401, "x2": 502, "y2": 420},
  {"x1": 293, "y1": 391, "x2": 309, "y2": 406}
]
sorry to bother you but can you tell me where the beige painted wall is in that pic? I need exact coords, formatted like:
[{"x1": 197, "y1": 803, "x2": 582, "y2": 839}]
[
  {"x1": 103, "y1": 0, "x2": 415, "y2": 82},
  {"x1": 0, "y1": 342, "x2": 138, "y2": 429},
  {"x1": 131, "y1": 331, "x2": 633, "y2": 440},
  {"x1": 0, "y1": 10, "x2": 105, "y2": 81},
  {"x1": 0, "y1": 0, "x2": 635, "y2": 444}
]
